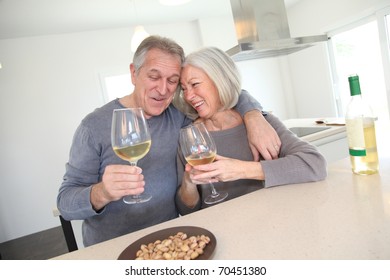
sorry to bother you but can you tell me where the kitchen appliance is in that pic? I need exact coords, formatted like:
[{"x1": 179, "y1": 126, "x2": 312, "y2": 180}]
[{"x1": 227, "y1": 0, "x2": 329, "y2": 61}]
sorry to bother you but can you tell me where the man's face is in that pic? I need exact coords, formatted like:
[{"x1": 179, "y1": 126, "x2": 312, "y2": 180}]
[{"x1": 130, "y1": 48, "x2": 181, "y2": 118}]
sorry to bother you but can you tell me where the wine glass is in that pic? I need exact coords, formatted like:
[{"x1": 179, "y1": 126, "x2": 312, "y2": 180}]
[
  {"x1": 111, "y1": 108, "x2": 152, "y2": 204},
  {"x1": 179, "y1": 122, "x2": 228, "y2": 205}
]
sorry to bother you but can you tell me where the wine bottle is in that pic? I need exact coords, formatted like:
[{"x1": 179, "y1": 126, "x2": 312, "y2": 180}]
[{"x1": 345, "y1": 75, "x2": 379, "y2": 175}]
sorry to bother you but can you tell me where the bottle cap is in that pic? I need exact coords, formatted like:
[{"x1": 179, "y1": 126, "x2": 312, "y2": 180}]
[{"x1": 348, "y1": 75, "x2": 361, "y2": 96}]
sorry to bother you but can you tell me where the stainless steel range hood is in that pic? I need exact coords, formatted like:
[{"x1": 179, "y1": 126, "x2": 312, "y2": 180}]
[{"x1": 226, "y1": 0, "x2": 328, "y2": 61}]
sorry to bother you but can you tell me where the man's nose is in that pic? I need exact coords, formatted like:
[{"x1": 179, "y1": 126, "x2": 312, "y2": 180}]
[{"x1": 157, "y1": 80, "x2": 168, "y2": 95}]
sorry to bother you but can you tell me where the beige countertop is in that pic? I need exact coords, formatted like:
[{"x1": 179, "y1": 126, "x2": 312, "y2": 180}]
[{"x1": 53, "y1": 119, "x2": 390, "y2": 260}]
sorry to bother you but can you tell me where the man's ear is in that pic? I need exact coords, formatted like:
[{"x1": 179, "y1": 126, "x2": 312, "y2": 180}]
[{"x1": 130, "y1": 63, "x2": 136, "y2": 85}]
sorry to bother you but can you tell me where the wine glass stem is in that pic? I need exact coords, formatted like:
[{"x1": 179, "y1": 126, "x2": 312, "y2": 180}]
[
  {"x1": 129, "y1": 161, "x2": 138, "y2": 198},
  {"x1": 209, "y1": 182, "x2": 219, "y2": 197}
]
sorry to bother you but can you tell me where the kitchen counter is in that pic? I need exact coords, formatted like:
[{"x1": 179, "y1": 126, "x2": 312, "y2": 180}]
[
  {"x1": 283, "y1": 118, "x2": 390, "y2": 163},
  {"x1": 283, "y1": 118, "x2": 346, "y2": 143},
  {"x1": 53, "y1": 158, "x2": 390, "y2": 260},
  {"x1": 283, "y1": 118, "x2": 348, "y2": 162}
]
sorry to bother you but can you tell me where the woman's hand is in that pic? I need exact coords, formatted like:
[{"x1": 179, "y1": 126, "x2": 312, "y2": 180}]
[
  {"x1": 185, "y1": 164, "x2": 211, "y2": 184},
  {"x1": 189, "y1": 155, "x2": 264, "y2": 183}
]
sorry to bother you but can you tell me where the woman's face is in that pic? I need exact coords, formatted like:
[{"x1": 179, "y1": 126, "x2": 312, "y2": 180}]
[{"x1": 180, "y1": 65, "x2": 222, "y2": 119}]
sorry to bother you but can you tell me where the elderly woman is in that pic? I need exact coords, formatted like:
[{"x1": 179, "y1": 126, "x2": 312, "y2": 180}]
[{"x1": 174, "y1": 47, "x2": 327, "y2": 215}]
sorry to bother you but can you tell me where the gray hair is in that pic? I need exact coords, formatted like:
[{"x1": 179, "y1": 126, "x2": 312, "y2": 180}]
[
  {"x1": 133, "y1": 35, "x2": 185, "y2": 73},
  {"x1": 173, "y1": 47, "x2": 241, "y2": 119}
]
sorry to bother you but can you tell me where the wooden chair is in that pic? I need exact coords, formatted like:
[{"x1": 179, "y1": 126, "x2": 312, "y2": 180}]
[
  {"x1": 53, "y1": 208, "x2": 78, "y2": 252},
  {"x1": 59, "y1": 215, "x2": 78, "y2": 252}
]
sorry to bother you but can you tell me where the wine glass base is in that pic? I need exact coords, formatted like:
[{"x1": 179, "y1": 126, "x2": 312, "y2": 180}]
[
  {"x1": 204, "y1": 191, "x2": 228, "y2": 205},
  {"x1": 123, "y1": 194, "x2": 152, "y2": 204}
]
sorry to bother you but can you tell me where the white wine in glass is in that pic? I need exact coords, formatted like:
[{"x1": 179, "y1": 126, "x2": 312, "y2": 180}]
[
  {"x1": 179, "y1": 122, "x2": 228, "y2": 205},
  {"x1": 111, "y1": 108, "x2": 152, "y2": 204}
]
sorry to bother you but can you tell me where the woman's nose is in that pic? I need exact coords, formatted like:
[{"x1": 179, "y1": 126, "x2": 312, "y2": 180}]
[{"x1": 184, "y1": 88, "x2": 194, "y2": 101}]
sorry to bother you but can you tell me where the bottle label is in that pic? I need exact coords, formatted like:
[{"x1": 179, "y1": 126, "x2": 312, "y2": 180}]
[
  {"x1": 349, "y1": 148, "x2": 367, "y2": 156},
  {"x1": 345, "y1": 118, "x2": 366, "y2": 157}
]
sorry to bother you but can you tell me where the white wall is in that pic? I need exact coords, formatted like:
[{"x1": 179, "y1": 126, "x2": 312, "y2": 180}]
[
  {"x1": 237, "y1": 58, "x2": 292, "y2": 119},
  {"x1": 1, "y1": 0, "x2": 389, "y2": 244},
  {"x1": 288, "y1": 0, "x2": 390, "y2": 35},
  {"x1": 0, "y1": 22, "x2": 202, "y2": 243}
]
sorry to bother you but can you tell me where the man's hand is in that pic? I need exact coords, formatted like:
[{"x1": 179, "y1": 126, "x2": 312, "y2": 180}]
[
  {"x1": 244, "y1": 110, "x2": 281, "y2": 161},
  {"x1": 90, "y1": 165, "x2": 145, "y2": 211}
]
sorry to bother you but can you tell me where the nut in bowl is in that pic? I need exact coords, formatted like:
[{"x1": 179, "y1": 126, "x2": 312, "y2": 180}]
[
  {"x1": 117, "y1": 226, "x2": 217, "y2": 260},
  {"x1": 136, "y1": 232, "x2": 211, "y2": 260}
]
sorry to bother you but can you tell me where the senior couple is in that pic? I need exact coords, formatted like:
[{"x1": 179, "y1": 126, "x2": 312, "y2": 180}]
[{"x1": 57, "y1": 35, "x2": 327, "y2": 247}]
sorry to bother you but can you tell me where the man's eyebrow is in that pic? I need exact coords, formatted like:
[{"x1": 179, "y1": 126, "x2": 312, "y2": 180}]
[
  {"x1": 148, "y1": 69, "x2": 180, "y2": 79},
  {"x1": 147, "y1": 69, "x2": 160, "y2": 75},
  {"x1": 170, "y1": 74, "x2": 180, "y2": 79}
]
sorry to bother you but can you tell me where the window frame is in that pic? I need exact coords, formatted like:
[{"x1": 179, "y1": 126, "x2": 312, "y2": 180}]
[
  {"x1": 377, "y1": 6, "x2": 390, "y2": 118},
  {"x1": 327, "y1": 7, "x2": 390, "y2": 119}
]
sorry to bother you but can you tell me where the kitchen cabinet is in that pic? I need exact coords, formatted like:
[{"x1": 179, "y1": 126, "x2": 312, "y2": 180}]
[{"x1": 310, "y1": 134, "x2": 349, "y2": 163}]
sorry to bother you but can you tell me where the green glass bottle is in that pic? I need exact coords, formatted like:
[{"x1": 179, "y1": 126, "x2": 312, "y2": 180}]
[{"x1": 345, "y1": 75, "x2": 379, "y2": 175}]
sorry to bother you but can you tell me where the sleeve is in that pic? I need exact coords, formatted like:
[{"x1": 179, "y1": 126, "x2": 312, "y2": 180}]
[
  {"x1": 235, "y1": 89, "x2": 264, "y2": 117},
  {"x1": 175, "y1": 192, "x2": 201, "y2": 216},
  {"x1": 57, "y1": 123, "x2": 105, "y2": 220},
  {"x1": 261, "y1": 114, "x2": 328, "y2": 187}
]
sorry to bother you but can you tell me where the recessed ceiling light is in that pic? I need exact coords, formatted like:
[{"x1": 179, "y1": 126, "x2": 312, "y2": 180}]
[{"x1": 159, "y1": 0, "x2": 192, "y2": 6}]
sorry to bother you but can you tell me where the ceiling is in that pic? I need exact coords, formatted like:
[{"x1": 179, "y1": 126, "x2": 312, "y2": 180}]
[{"x1": 0, "y1": 0, "x2": 300, "y2": 40}]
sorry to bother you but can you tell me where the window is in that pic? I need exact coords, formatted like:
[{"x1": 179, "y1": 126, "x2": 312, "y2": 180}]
[
  {"x1": 99, "y1": 72, "x2": 134, "y2": 104},
  {"x1": 328, "y1": 18, "x2": 389, "y2": 121}
]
